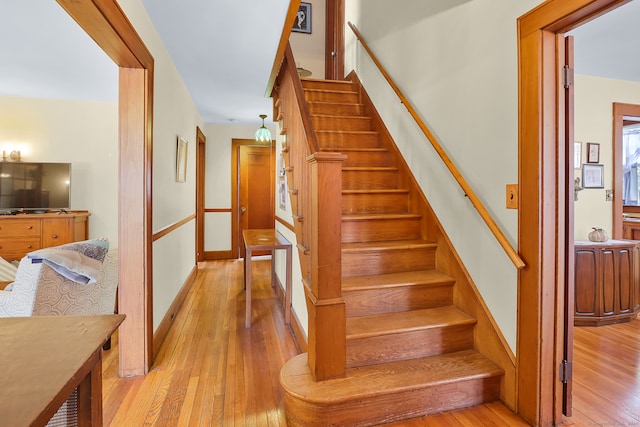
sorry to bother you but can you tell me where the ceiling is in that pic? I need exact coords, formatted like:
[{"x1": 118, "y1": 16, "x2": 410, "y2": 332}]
[{"x1": 0, "y1": 1, "x2": 638, "y2": 127}]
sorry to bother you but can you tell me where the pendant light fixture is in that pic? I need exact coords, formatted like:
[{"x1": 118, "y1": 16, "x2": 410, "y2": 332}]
[{"x1": 255, "y1": 114, "x2": 272, "y2": 144}]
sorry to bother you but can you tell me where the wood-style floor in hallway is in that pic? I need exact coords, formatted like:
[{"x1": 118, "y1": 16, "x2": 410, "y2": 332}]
[{"x1": 101, "y1": 259, "x2": 640, "y2": 426}]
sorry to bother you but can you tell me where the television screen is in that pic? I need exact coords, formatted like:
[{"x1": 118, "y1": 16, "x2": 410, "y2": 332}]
[{"x1": 0, "y1": 162, "x2": 71, "y2": 211}]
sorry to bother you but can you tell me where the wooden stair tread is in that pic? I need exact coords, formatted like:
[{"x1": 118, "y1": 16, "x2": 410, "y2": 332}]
[
  {"x1": 303, "y1": 88, "x2": 358, "y2": 95},
  {"x1": 316, "y1": 130, "x2": 378, "y2": 135},
  {"x1": 342, "y1": 239, "x2": 437, "y2": 253},
  {"x1": 342, "y1": 270, "x2": 454, "y2": 291},
  {"x1": 342, "y1": 189, "x2": 409, "y2": 195},
  {"x1": 321, "y1": 147, "x2": 387, "y2": 152},
  {"x1": 301, "y1": 77, "x2": 353, "y2": 85},
  {"x1": 347, "y1": 306, "x2": 475, "y2": 338},
  {"x1": 308, "y1": 101, "x2": 365, "y2": 108},
  {"x1": 280, "y1": 350, "x2": 503, "y2": 404},
  {"x1": 342, "y1": 212, "x2": 422, "y2": 221},
  {"x1": 343, "y1": 166, "x2": 398, "y2": 171}
]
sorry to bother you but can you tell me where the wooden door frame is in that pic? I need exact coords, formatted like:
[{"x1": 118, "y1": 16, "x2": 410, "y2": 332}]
[
  {"x1": 231, "y1": 139, "x2": 276, "y2": 259},
  {"x1": 326, "y1": 0, "x2": 345, "y2": 80},
  {"x1": 613, "y1": 103, "x2": 640, "y2": 239},
  {"x1": 57, "y1": 0, "x2": 154, "y2": 376},
  {"x1": 517, "y1": 0, "x2": 631, "y2": 424},
  {"x1": 196, "y1": 127, "x2": 206, "y2": 263}
]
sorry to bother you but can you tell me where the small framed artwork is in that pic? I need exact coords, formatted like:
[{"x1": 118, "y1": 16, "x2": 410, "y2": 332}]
[
  {"x1": 176, "y1": 136, "x2": 188, "y2": 182},
  {"x1": 279, "y1": 178, "x2": 287, "y2": 210},
  {"x1": 586, "y1": 142, "x2": 600, "y2": 163},
  {"x1": 574, "y1": 141, "x2": 581, "y2": 169},
  {"x1": 582, "y1": 164, "x2": 604, "y2": 188},
  {"x1": 292, "y1": 2, "x2": 311, "y2": 34}
]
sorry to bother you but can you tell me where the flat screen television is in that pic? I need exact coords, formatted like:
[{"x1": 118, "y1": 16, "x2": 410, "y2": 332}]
[{"x1": 0, "y1": 162, "x2": 71, "y2": 212}]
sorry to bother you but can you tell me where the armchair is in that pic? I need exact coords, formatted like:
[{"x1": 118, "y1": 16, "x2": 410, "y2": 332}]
[{"x1": 0, "y1": 239, "x2": 118, "y2": 427}]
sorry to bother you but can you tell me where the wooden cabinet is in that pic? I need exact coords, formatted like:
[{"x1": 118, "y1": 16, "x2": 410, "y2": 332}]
[
  {"x1": 574, "y1": 240, "x2": 640, "y2": 326},
  {"x1": 623, "y1": 219, "x2": 640, "y2": 240},
  {"x1": 0, "y1": 211, "x2": 90, "y2": 261}
]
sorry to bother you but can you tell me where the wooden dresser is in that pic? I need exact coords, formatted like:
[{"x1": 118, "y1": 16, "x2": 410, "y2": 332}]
[
  {"x1": 0, "y1": 211, "x2": 90, "y2": 262},
  {"x1": 574, "y1": 240, "x2": 640, "y2": 326},
  {"x1": 623, "y1": 218, "x2": 640, "y2": 240}
]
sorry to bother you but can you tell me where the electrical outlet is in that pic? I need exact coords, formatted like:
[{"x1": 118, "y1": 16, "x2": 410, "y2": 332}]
[{"x1": 506, "y1": 184, "x2": 518, "y2": 209}]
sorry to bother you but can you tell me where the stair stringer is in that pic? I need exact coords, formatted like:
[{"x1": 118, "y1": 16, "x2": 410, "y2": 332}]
[{"x1": 348, "y1": 70, "x2": 517, "y2": 409}]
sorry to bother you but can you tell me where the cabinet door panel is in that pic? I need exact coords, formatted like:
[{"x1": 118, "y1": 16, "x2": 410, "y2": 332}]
[
  {"x1": 42, "y1": 218, "x2": 73, "y2": 248},
  {"x1": 618, "y1": 248, "x2": 633, "y2": 313},
  {"x1": 575, "y1": 249, "x2": 598, "y2": 315},
  {"x1": 601, "y1": 249, "x2": 616, "y2": 316}
]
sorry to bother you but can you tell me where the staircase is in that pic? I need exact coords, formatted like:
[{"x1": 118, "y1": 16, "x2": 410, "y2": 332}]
[{"x1": 278, "y1": 77, "x2": 504, "y2": 426}]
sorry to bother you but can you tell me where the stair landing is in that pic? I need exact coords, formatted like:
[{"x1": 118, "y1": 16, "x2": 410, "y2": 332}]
[{"x1": 281, "y1": 351, "x2": 504, "y2": 427}]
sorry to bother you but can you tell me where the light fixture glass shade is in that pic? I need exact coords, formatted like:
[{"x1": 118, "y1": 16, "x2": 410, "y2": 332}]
[{"x1": 255, "y1": 114, "x2": 272, "y2": 143}]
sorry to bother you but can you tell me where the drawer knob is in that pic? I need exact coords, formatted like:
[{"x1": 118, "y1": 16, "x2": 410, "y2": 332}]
[
  {"x1": 27, "y1": 245, "x2": 32, "y2": 248},
  {"x1": 27, "y1": 226, "x2": 33, "y2": 229},
  {"x1": 51, "y1": 234, "x2": 58, "y2": 239}
]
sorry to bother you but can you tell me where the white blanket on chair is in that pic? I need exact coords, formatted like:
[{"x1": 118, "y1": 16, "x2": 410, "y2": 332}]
[{"x1": 27, "y1": 239, "x2": 109, "y2": 285}]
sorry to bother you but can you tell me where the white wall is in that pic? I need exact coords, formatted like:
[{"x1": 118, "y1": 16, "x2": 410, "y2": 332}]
[
  {"x1": 573, "y1": 74, "x2": 640, "y2": 240},
  {"x1": 117, "y1": 0, "x2": 204, "y2": 332},
  {"x1": 290, "y1": 0, "x2": 326, "y2": 79},
  {"x1": 0, "y1": 96, "x2": 118, "y2": 243},
  {"x1": 345, "y1": 0, "x2": 543, "y2": 351}
]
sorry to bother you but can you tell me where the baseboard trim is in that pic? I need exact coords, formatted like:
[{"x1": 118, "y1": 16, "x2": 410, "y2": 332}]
[
  {"x1": 205, "y1": 250, "x2": 233, "y2": 260},
  {"x1": 275, "y1": 273, "x2": 307, "y2": 353},
  {"x1": 153, "y1": 265, "x2": 198, "y2": 358}
]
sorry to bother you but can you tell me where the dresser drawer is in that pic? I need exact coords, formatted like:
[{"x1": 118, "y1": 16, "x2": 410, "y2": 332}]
[
  {"x1": 0, "y1": 220, "x2": 41, "y2": 238},
  {"x1": 0, "y1": 238, "x2": 41, "y2": 261}
]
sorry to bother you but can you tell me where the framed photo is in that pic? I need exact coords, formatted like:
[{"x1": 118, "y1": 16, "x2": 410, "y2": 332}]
[
  {"x1": 176, "y1": 136, "x2": 188, "y2": 182},
  {"x1": 279, "y1": 177, "x2": 287, "y2": 210},
  {"x1": 574, "y1": 141, "x2": 581, "y2": 169},
  {"x1": 292, "y1": 2, "x2": 311, "y2": 34},
  {"x1": 586, "y1": 142, "x2": 600, "y2": 163},
  {"x1": 582, "y1": 164, "x2": 604, "y2": 188}
]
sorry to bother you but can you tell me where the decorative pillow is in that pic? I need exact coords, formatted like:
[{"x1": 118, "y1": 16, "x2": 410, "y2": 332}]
[{"x1": 27, "y1": 239, "x2": 109, "y2": 285}]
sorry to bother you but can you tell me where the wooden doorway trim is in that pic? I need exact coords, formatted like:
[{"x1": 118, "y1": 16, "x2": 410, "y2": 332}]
[
  {"x1": 231, "y1": 139, "x2": 276, "y2": 259},
  {"x1": 326, "y1": 0, "x2": 344, "y2": 80},
  {"x1": 517, "y1": 0, "x2": 631, "y2": 424},
  {"x1": 57, "y1": 0, "x2": 154, "y2": 376},
  {"x1": 196, "y1": 127, "x2": 206, "y2": 262},
  {"x1": 613, "y1": 103, "x2": 640, "y2": 239}
]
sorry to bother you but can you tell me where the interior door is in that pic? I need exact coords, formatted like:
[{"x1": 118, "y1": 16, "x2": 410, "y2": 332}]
[
  {"x1": 196, "y1": 127, "x2": 206, "y2": 263},
  {"x1": 237, "y1": 144, "x2": 275, "y2": 258},
  {"x1": 562, "y1": 34, "x2": 575, "y2": 417},
  {"x1": 325, "y1": 0, "x2": 344, "y2": 80}
]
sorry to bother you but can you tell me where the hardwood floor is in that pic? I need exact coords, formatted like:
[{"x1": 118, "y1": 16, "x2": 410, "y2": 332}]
[{"x1": 101, "y1": 259, "x2": 639, "y2": 426}]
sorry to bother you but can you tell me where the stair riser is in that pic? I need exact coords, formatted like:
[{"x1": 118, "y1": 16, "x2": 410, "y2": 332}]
[
  {"x1": 312, "y1": 116, "x2": 372, "y2": 132},
  {"x1": 283, "y1": 376, "x2": 501, "y2": 427},
  {"x1": 302, "y1": 80, "x2": 355, "y2": 92},
  {"x1": 304, "y1": 89, "x2": 359, "y2": 104},
  {"x1": 308, "y1": 102, "x2": 365, "y2": 116},
  {"x1": 343, "y1": 284, "x2": 453, "y2": 317},
  {"x1": 342, "y1": 151, "x2": 392, "y2": 167},
  {"x1": 342, "y1": 170, "x2": 399, "y2": 190},
  {"x1": 342, "y1": 247, "x2": 435, "y2": 277},
  {"x1": 316, "y1": 132, "x2": 380, "y2": 149},
  {"x1": 342, "y1": 218, "x2": 422, "y2": 243},
  {"x1": 342, "y1": 192, "x2": 409, "y2": 214},
  {"x1": 347, "y1": 324, "x2": 475, "y2": 368}
]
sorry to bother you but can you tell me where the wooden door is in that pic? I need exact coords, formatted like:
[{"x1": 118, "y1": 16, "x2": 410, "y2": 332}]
[
  {"x1": 562, "y1": 35, "x2": 575, "y2": 417},
  {"x1": 232, "y1": 141, "x2": 275, "y2": 258},
  {"x1": 196, "y1": 127, "x2": 206, "y2": 263},
  {"x1": 325, "y1": 0, "x2": 344, "y2": 80}
]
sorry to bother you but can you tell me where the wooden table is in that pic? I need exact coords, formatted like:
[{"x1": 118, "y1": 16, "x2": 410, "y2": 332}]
[
  {"x1": 0, "y1": 314, "x2": 125, "y2": 426},
  {"x1": 242, "y1": 229, "x2": 292, "y2": 328}
]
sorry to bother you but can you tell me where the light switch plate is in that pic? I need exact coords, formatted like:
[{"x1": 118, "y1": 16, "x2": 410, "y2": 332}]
[{"x1": 506, "y1": 184, "x2": 518, "y2": 209}]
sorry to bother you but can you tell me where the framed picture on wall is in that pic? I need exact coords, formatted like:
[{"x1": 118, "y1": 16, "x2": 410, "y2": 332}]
[
  {"x1": 582, "y1": 164, "x2": 604, "y2": 188},
  {"x1": 176, "y1": 136, "x2": 188, "y2": 182},
  {"x1": 292, "y1": 2, "x2": 311, "y2": 34},
  {"x1": 586, "y1": 142, "x2": 600, "y2": 163},
  {"x1": 574, "y1": 141, "x2": 581, "y2": 169}
]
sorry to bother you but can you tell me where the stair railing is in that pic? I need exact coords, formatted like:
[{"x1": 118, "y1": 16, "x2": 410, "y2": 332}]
[
  {"x1": 273, "y1": 44, "x2": 347, "y2": 381},
  {"x1": 348, "y1": 22, "x2": 525, "y2": 270}
]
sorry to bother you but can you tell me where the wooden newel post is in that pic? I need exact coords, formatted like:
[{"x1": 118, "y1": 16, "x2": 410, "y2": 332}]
[{"x1": 306, "y1": 152, "x2": 347, "y2": 381}]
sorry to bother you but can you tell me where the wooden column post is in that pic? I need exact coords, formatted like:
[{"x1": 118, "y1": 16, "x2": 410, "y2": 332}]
[{"x1": 306, "y1": 152, "x2": 347, "y2": 381}]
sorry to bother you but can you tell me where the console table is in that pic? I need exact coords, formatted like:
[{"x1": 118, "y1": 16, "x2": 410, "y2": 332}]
[
  {"x1": 574, "y1": 240, "x2": 640, "y2": 326},
  {"x1": 0, "y1": 211, "x2": 90, "y2": 261},
  {"x1": 242, "y1": 229, "x2": 292, "y2": 328},
  {"x1": 0, "y1": 314, "x2": 124, "y2": 426}
]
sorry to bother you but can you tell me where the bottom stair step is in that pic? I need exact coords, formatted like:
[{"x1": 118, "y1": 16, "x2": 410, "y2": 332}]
[{"x1": 280, "y1": 350, "x2": 504, "y2": 427}]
